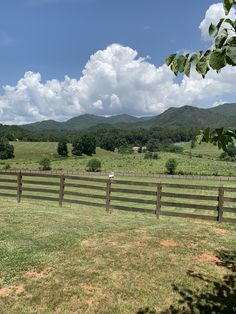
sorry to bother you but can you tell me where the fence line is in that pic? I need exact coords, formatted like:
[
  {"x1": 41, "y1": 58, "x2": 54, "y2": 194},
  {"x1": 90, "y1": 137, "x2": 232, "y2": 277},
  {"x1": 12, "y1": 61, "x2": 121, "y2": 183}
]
[
  {"x1": 1, "y1": 168, "x2": 236, "y2": 182},
  {"x1": 0, "y1": 170, "x2": 236, "y2": 224}
]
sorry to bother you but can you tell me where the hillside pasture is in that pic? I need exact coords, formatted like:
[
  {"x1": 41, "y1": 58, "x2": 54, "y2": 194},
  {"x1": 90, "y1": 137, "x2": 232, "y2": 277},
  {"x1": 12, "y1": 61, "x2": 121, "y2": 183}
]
[{"x1": 0, "y1": 141, "x2": 235, "y2": 176}]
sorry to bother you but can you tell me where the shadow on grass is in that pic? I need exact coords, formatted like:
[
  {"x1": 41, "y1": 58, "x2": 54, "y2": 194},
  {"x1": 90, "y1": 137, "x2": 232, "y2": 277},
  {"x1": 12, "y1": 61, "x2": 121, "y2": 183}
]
[{"x1": 137, "y1": 250, "x2": 236, "y2": 314}]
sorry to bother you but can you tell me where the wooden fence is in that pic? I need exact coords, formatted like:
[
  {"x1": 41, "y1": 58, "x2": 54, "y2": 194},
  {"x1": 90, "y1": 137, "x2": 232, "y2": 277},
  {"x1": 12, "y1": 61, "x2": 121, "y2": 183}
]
[{"x1": 0, "y1": 171, "x2": 236, "y2": 224}]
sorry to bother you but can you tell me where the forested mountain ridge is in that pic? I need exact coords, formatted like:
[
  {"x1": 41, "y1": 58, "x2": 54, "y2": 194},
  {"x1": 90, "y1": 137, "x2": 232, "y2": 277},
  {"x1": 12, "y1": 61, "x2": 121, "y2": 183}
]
[{"x1": 20, "y1": 103, "x2": 236, "y2": 131}]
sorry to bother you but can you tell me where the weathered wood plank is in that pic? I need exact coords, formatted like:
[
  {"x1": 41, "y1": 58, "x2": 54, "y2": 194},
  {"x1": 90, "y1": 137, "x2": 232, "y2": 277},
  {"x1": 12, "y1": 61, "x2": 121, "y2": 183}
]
[
  {"x1": 223, "y1": 196, "x2": 236, "y2": 203},
  {"x1": 223, "y1": 207, "x2": 236, "y2": 213},
  {"x1": 0, "y1": 186, "x2": 17, "y2": 191},
  {"x1": 0, "y1": 192, "x2": 16, "y2": 198},
  {"x1": 162, "y1": 183, "x2": 218, "y2": 191},
  {"x1": 63, "y1": 199, "x2": 104, "y2": 208},
  {"x1": 0, "y1": 178, "x2": 16, "y2": 183},
  {"x1": 17, "y1": 172, "x2": 22, "y2": 203},
  {"x1": 162, "y1": 192, "x2": 217, "y2": 201},
  {"x1": 65, "y1": 175, "x2": 107, "y2": 183},
  {"x1": 106, "y1": 179, "x2": 112, "y2": 212},
  {"x1": 217, "y1": 186, "x2": 224, "y2": 222},
  {"x1": 222, "y1": 217, "x2": 236, "y2": 223},
  {"x1": 111, "y1": 187, "x2": 156, "y2": 196},
  {"x1": 156, "y1": 183, "x2": 162, "y2": 219},
  {"x1": 23, "y1": 180, "x2": 59, "y2": 186},
  {"x1": 65, "y1": 191, "x2": 106, "y2": 199},
  {"x1": 20, "y1": 172, "x2": 60, "y2": 178},
  {"x1": 23, "y1": 187, "x2": 59, "y2": 194},
  {"x1": 112, "y1": 179, "x2": 156, "y2": 187},
  {"x1": 59, "y1": 174, "x2": 65, "y2": 207},
  {"x1": 22, "y1": 195, "x2": 58, "y2": 202},
  {"x1": 110, "y1": 204, "x2": 155, "y2": 214},
  {"x1": 161, "y1": 211, "x2": 217, "y2": 221},
  {"x1": 65, "y1": 183, "x2": 106, "y2": 190},
  {"x1": 110, "y1": 195, "x2": 156, "y2": 205},
  {"x1": 224, "y1": 187, "x2": 236, "y2": 192},
  {"x1": 162, "y1": 201, "x2": 216, "y2": 211}
]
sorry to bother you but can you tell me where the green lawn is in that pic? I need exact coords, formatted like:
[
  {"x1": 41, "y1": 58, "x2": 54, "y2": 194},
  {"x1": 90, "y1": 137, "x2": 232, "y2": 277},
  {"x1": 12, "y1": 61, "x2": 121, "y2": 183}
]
[
  {"x1": 1, "y1": 141, "x2": 235, "y2": 177},
  {"x1": 0, "y1": 199, "x2": 235, "y2": 313}
]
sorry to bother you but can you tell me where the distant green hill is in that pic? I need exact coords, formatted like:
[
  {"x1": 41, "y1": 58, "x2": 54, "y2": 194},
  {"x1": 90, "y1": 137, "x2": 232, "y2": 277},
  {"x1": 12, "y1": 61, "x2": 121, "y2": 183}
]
[
  {"x1": 20, "y1": 103, "x2": 236, "y2": 132},
  {"x1": 22, "y1": 113, "x2": 152, "y2": 132},
  {"x1": 208, "y1": 103, "x2": 236, "y2": 117},
  {"x1": 134, "y1": 105, "x2": 236, "y2": 129}
]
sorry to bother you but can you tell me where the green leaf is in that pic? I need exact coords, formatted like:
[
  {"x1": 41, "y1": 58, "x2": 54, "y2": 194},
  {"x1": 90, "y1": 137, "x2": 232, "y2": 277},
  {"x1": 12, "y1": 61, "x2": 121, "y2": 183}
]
[
  {"x1": 227, "y1": 36, "x2": 236, "y2": 46},
  {"x1": 209, "y1": 23, "x2": 218, "y2": 37},
  {"x1": 217, "y1": 18, "x2": 225, "y2": 30},
  {"x1": 215, "y1": 34, "x2": 228, "y2": 49},
  {"x1": 170, "y1": 62, "x2": 178, "y2": 76},
  {"x1": 165, "y1": 54, "x2": 176, "y2": 66},
  {"x1": 226, "y1": 46, "x2": 236, "y2": 65},
  {"x1": 209, "y1": 49, "x2": 226, "y2": 70},
  {"x1": 176, "y1": 55, "x2": 187, "y2": 73},
  {"x1": 224, "y1": 0, "x2": 236, "y2": 15},
  {"x1": 224, "y1": 18, "x2": 235, "y2": 29},
  {"x1": 204, "y1": 50, "x2": 211, "y2": 58},
  {"x1": 189, "y1": 53, "x2": 198, "y2": 65},
  {"x1": 184, "y1": 60, "x2": 191, "y2": 77},
  {"x1": 197, "y1": 51, "x2": 203, "y2": 59},
  {"x1": 196, "y1": 57, "x2": 209, "y2": 78}
]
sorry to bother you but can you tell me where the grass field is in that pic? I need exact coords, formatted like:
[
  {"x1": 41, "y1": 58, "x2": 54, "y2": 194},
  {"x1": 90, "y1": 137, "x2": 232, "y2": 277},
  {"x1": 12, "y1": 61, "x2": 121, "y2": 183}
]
[
  {"x1": 0, "y1": 199, "x2": 235, "y2": 313},
  {"x1": 0, "y1": 141, "x2": 235, "y2": 177}
]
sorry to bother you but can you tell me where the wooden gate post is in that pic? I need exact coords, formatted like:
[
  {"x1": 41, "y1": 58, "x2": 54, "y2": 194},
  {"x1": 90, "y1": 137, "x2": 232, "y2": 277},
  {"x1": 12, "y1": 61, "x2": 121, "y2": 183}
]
[
  {"x1": 59, "y1": 174, "x2": 65, "y2": 207},
  {"x1": 106, "y1": 178, "x2": 112, "y2": 213},
  {"x1": 17, "y1": 171, "x2": 22, "y2": 203},
  {"x1": 217, "y1": 186, "x2": 224, "y2": 223},
  {"x1": 156, "y1": 183, "x2": 162, "y2": 219}
]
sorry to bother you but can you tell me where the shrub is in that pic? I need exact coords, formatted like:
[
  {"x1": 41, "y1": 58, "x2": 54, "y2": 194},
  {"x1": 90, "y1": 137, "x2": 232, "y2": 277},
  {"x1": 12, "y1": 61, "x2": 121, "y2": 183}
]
[
  {"x1": 191, "y1": 139, "x2": 196, "y2": 149},
  {"x1": 144, "y1": 152, "x2": 153, "y2": 159},
  {"x1": 86, "y1": 158, "x2": 101, "y2": 172},
  {"x1": 0, "y1": 139, "x2": 14, "y2": 160},
  {"x1": 118, "y1": 146, "x2": 133, "y2": 154},
  {"x1": 57, "y1": 140, "x2": 68, "y2": 157},
  {"x1": 72, "y1": 138, "x2": 83, "y2": 156},
  {"x1": 165, "y1": 158, "x2": 177, "y2": 174},
  {"x1": 3, "y1": 163, "x2": 10, "y2": 170},
  {"x1": 39, "y1": 158, "x2": 52, "y2": 171},
  {"x1": 152, "y1": 153, "x2": 159, "y2": 160}
]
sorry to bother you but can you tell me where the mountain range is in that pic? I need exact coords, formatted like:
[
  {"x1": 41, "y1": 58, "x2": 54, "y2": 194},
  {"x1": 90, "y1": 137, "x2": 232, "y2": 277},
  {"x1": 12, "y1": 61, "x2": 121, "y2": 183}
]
[{"x1": 21, "y1": 103, "x2": 236, "y2": 132}]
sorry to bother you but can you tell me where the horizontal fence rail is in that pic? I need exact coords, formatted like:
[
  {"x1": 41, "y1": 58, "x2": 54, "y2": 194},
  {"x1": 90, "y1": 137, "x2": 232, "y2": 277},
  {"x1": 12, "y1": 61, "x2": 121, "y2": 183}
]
[{"x1": 0, "y1": 171, "x2": 236, "y2": 223}]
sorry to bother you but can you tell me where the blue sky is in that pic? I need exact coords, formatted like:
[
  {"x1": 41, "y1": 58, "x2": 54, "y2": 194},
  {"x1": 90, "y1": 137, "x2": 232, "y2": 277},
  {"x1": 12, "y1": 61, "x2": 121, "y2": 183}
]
[{"x1": 0, "y1": 0, "x2": 236, "y2": 124}]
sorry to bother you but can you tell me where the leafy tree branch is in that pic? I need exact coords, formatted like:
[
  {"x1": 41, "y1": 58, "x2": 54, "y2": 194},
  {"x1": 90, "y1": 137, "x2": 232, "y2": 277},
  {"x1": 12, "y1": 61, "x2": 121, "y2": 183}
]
[{"x1": 166, "y1": 0, "x2": 236, "y2": 150}]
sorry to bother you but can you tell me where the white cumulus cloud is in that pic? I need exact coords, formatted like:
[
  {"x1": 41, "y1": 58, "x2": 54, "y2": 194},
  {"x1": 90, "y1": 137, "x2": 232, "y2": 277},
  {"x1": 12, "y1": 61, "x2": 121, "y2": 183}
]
[
  {"x1": 1, "y1": 44, "x2": 236, "y2": 124},
  {"x1": 199, "y1": 2, "x2": 236, "y2": 41}
]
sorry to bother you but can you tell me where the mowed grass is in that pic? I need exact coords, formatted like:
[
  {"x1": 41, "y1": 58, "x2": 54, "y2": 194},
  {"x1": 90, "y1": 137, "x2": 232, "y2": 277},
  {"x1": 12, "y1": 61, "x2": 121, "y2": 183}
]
[
  {"x1": 1, "y1": 141, "x2": 235, "y2": 176},
  {"x1": 0, "y1": 199, "x2": 235, "y2": 313}
]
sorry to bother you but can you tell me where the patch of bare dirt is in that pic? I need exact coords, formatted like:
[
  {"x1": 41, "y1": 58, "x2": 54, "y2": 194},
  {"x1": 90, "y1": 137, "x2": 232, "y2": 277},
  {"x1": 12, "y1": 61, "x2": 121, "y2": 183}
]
[
  {"x1": 212, "y1": 227, "x2": 229, "y2": 236},
  {"x1": 80, "y1": 283, "x2": 107, "y2": 311},
  {"x1": 0, "y1": 284, "x2": 25, "y2": 298},
  {"x1": 196, "y1": 251, "x2": 221, "y2": 265},
  {"x1": 81, "y1": 230, "x2": 154, "y2": 251},
  {"x1": 25, "y1": 267, "x2": 53, "y2": 280},
  {"x1": 160, "y1": 240, "x2": 178, "y2": 247}
]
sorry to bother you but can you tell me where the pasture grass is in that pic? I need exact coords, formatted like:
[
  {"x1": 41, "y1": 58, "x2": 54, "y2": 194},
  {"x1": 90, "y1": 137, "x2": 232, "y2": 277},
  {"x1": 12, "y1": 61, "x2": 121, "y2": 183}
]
[
  {"x1": 0, "y1": 199, "x2": 235, "y2": 313},
  {"x1": 1, "y1": 141, "x2": 235, "y2": 177}
]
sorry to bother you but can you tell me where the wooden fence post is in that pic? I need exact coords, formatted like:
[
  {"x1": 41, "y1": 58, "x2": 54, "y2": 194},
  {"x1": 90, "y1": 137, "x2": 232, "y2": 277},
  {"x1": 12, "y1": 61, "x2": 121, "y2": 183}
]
[
  {"x1": 17, "y1": 171, "x2": 22, "y2": 203},
  {"x1": 106, "y1": 178, "x2": 112, "y2": 213},
  {"x1": 217, "y1": 186, "x2": 224, "y2": 222},
  {"x1": 156, "y1": 183, "x2": 162, "y2": 218},
  {"x1": 59, "y1": 174, "x2": 65, "y2": 207}
]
